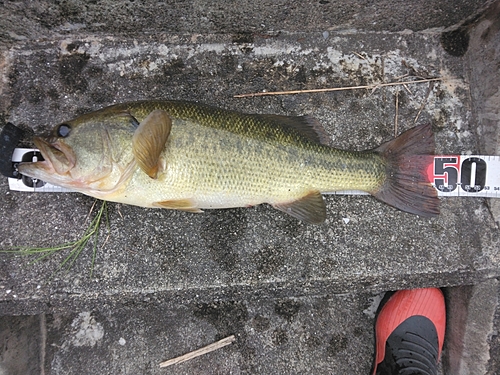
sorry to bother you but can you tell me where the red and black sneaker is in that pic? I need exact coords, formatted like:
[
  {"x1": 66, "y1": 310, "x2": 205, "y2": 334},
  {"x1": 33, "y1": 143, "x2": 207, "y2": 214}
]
[{"x1": 372, "y1": 288, "x2": 446, "y2": 375}]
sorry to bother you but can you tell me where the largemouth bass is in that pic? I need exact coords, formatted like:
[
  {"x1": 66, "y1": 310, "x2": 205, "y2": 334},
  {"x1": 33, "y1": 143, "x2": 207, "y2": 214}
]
[{"x1": 19, "y1": 100, "x2": 439, "y2": 224}]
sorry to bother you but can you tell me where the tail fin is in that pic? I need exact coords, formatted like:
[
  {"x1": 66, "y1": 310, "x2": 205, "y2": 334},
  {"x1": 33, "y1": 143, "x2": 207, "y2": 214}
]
[{"x1": 373, "y1": 124, "x2": 439, "y2": 217}]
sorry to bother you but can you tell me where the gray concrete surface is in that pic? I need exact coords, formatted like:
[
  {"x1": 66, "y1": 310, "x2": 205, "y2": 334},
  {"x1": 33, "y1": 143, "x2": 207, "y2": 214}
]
[
  {"x1": 468, "y1": 0, "x2": 500, "y2": 224},
  {"x1": 0, "y1": 0, "x2": 499, "y2": 374},
  {"x1": 0, "y1": 0, "x2": 490, "y2": 47},
  {"x1": 1, "y1": 294, "x2": 381, "y2": 374},
  {"x1": 444, "y1": 280, "x2": 500, "y2": 374}
]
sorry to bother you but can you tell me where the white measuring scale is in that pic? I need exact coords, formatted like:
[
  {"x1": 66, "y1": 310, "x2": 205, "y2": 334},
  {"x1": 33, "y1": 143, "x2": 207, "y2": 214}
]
[{"x1": 7, "y1": 148, "x2": 500, "y2": 198}]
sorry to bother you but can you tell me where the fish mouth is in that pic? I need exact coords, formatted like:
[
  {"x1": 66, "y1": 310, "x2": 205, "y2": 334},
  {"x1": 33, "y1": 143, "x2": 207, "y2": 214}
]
[{"x1": 18, "y1": 137, "x2": 76, "y2": 181}]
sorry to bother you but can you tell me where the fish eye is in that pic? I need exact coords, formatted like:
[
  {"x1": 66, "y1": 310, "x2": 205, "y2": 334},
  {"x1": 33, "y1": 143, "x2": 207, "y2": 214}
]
[{"x1": 57, "y1": 124, "x2": 71, "y2": 138}]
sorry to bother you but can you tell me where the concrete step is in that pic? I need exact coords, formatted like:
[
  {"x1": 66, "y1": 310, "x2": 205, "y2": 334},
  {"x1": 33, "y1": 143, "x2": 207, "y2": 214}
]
[
  {"x1": 1, "y1": 28, "x2": 499, "y2": 311},
  {"x1": 0, "y1": 282, "x2": 498, "y2": 374}
]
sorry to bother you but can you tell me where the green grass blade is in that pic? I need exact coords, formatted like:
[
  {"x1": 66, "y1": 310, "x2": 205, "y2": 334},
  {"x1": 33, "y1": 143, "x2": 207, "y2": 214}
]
[{"x1": 1, "y1": 200, "x2": 109, "y2": 277}]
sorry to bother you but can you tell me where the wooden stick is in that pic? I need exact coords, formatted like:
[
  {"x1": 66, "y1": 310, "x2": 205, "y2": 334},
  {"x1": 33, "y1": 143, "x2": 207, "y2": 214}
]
[
  {"x1": 234, "y1": 78, "x2": 443, "y2": 98},
  {"x1": 159, "y1": 335, "x2": 236, "y2": 368}
]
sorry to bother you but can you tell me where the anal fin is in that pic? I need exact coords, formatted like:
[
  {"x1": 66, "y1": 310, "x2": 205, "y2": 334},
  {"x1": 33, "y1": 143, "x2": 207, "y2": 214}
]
[
  {"x1": 273, "y1": 190, "x2": 326, "y2": 224},
  {"x1": 132, "y1": 110, "x2": 172, "y2": 179},
  {"x1": 153, "y1": 199, "x2": 203, "y2": 213}
]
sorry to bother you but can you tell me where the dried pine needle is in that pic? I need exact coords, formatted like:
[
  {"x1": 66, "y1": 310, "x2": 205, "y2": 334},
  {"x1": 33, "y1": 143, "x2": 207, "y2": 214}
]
[{"x1": 234, "y1": 77, "x2": 443, "y2": 98}]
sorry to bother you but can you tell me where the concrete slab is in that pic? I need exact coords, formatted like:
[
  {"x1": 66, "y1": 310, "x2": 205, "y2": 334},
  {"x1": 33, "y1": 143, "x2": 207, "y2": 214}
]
[
  {"x1": 38, "y1": 293, "x2": 379, "y2": 374},
  {"x1": 468, "y1": 1, "x2": 500, "y2": 223},
  {"x1": 487, "y1": 280, "x2": 500, "y2": 375},
  {"x1": 1, "y1": 28, "x2": 499, "y2": 316},
  {"x1": 0, "y1": 0, "x2": 490, "y2": 48},
  {"x1": 444, "y1": 280, "x2": 499, "y2": 374},
  {"x1": 0, "y1": 315, "x2": 42, "y2": 375}
]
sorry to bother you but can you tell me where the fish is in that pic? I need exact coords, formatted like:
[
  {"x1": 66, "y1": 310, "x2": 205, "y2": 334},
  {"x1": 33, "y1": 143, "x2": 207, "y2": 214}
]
[{"x1": 18, "y1": 100, "x2": 439, "y2": 224}]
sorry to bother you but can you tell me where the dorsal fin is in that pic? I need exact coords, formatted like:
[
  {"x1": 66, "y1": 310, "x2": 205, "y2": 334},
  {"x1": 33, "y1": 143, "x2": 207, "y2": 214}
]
[
  {"x1": 256, "y1": 114, "x2": 330, "y2": 145},
  {"x1": 132, "y1": 110, "x2": 172, "y2": 179}
]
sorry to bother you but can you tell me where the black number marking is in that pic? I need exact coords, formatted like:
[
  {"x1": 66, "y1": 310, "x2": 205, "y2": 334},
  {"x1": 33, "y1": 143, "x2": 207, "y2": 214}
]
[
  {"x1": 434, "y1": 157, "x2": 459, "y2": 192},
  {"x1": 19, "y1": 151, "x2": 46, "y2": 188},
  {"x1": 461, "y1": 157, "x2": 487, "y2": 192}
]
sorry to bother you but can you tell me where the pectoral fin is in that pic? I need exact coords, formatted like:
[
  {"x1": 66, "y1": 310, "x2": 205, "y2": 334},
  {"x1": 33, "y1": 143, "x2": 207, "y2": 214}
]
[
  {"x1": 153, "y1": 199, "x2": 203, "y2": 213},
  {"x1": 132, "y1": 110, "x2": 172, "y2": 179},
  {"x1": 273, "y1": 191, "x2": 326, "y2": 224}
]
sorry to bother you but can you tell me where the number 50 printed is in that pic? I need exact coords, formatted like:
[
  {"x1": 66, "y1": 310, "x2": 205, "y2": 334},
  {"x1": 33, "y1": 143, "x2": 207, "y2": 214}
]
[{"x1": 429, "y1": 156, "x2": 500, "y2": 197}]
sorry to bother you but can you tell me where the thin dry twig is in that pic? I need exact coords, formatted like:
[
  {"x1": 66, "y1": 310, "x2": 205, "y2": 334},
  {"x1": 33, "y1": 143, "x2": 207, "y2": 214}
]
[
  {"x1": 402, "y1": 83, "x2": 412, "y2": 95},
  {"x1": 394, "y1": 89, "x2": 399, "y2": 137},
  {"x1": 413, "y1": 81, "x2": 435, "y2": 124},
  {"x1": 85, "y1": 199, "x2": 98, "y2": 222},
  {"x1": 352, "y1": 51, "x2": 367, "y2": 60},
  {"x1": 102, "y1": 233, "x2": 111, "y2": 248},
  {"x1": 234, "y1": 78, "x2": 443, "y2": 98},
  {"x1": 393, "y1": 73, "x2": 410, "y2": 80},
  {"x1": 117, "y1": 205, "x2": 124, "y2": 220},
  {"x1": 159, "y1": 335, "x2": 236, "y2": 368}
]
